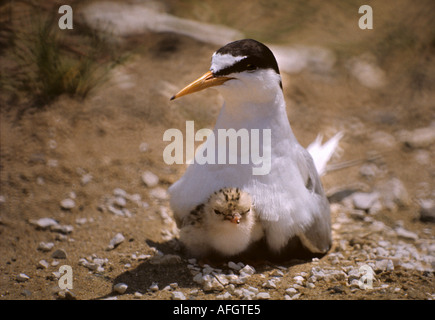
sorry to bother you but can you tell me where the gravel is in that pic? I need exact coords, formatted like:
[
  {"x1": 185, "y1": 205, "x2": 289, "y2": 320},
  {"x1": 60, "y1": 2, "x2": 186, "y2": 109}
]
[
  {"x1": 107, "y1": 233, "x2": 125, "y2": 250},
  {"x1": 51, "y1": 249, "x2": 67, "y2": 259},
  {"x1": 16, "y1": 273, "x2": 30, "y2": 282},
  {"x1": 37, "y1": 242, "x2": 54, "y2": 252},
  {"x1": 351, "y1": 192, "x2": 380, "y2": 211},
  {"x1": 141, "y1": 171, "x2": 159, "y2": 187},
  {"x1": 171, "y1": 291, "x2": 186, "y2": 300},
  {"x1": 60, "y1": 198, "x2": 76, "y2": 210},
  {"x1": 10, "y1": 166, "x2": 435, "y2": 300},
  {"x1": 29, "y1": 217, "x2": 58, "y2": 229},
  {"x1": 114, "y1": 283, "x2": 128, "y2": 294}
]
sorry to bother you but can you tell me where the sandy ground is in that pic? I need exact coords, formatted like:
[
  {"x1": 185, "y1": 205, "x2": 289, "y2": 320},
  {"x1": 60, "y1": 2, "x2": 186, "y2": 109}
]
[{"x1": 0, "y1": 0, "x2": 434, "y2": 300}]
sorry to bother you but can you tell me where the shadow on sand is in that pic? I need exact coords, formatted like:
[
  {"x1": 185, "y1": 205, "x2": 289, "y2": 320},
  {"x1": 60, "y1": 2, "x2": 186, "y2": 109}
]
[{"x1": 96, "y1": 237, "x2": 326, "y2": 299}]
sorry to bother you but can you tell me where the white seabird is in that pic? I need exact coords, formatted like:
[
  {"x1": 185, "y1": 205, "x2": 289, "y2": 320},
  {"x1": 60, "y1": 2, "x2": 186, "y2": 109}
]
[{"x1": 169, "y1": 39, "x2": 340, "y2": 257}]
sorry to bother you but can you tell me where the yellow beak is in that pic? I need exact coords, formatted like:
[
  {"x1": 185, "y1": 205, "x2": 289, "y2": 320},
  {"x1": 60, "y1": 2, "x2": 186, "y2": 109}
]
[{"x1": 170, "y1": 71, "x2": 233, "y2": 101}]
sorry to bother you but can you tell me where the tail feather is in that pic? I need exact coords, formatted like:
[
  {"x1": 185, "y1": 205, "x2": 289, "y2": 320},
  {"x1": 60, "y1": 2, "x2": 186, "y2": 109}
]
[{"x1": 307, "y1": 132, "x2": 344, "y2": 176}]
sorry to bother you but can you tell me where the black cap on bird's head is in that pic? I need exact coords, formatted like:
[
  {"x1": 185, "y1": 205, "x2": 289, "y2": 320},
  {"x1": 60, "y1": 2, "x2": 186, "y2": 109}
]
[
  {"x1": 212, "y1": 39, "x2": 280, "y2": 76},
  {"x1": 170, "y1": 39, "x2": 281, "y2": 101}
]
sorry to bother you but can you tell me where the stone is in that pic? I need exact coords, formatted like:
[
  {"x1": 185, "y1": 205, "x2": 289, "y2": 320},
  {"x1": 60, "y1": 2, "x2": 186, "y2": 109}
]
[
  {"x1": 377, "y1": 178, "x2": 410, "y2": 209},
  {"x1": 141, "y1": 171, "x2": 159, "y2": 187},
  {"x1": 359, "y1": 163, "x2": 381, "y2": 178},
  {"x1": 241, "y1": 288, "x2": 256, "y2": 300},
  {"x1": 113, "y1": 188, "x2": 128, "y2": 197},
  {"x1": 352, "y1": 192, "x2": 380, "y2": 211},
  {"x1": 114, "y1": 283, "x2": 128, "y2": 294},
  {"x1": 107, "y1": 233, "x2": 125, "y2": 250},
  {"x1": 239, "y1": 265, "x2": 255, "y2": 276},
  {"x1": 38, "y1": 260, "x2": 50, "y2": 269},
  {"x1": 114, "y1": 196, "x2": 127, "y2": 208},
  {"x1": 203, "y1": 275, "x2": 224, "y2": 292},
  {"x1": 286, "y1": 288, "x2": 298, "y2": 295},
  {"x1": 398, "y1": 126, "x2": 435, "y2": 148},
  {"x1": 171, "y1": 291, "x2": 186, "y2": 300},
  {"x1": 50, "y1": 224, "x2": 74, "y2": 234},
  {"x1": 60, "y1": 198, "x2": 75, "y2": 210},
  {"x1": 30, "y1": 217, "x2": 58, "y2": 229},
  {"x1": 193, "y1": 273, "x2": 204, "y2": 284},
  {"x1": 228, "y1": 261, "x2": 241, "y2": 271},
  {"x1": 216, "y1": 292, "x2": 232, "y2": 300},
  {"x1": 17, "y1": 273, "x2": 30, "y2": 282},
  {"x1": 263, "y1": 279, "x2": 277, "y2": 289},
  {"x1": 80, "y1": 174, "x2": 93, "y2": 185},
  {"x1": 149, "y1": 187, "x2": 169, "y2": 200},
  {"x1": 52, "y1": 249, "x2": 67, "y2": 259},
  {"x1": 149, "y1": 282, "x2": 159, "y2": 292},
  {"x1": 419, "y1": 199, "x2": 435, "y2": 223},
  {"x1": 256, "y1": 292, "x2": 271, "y2": 300},
  {"x1": 57, "y1": 289, "x2": 77, "y2": 300},
  {"x1": 38, "y1": 242, "x2": 54, "y2": 252},
  {"x1": 395, "y1": 227, "x2": 418, "y2": 241}
]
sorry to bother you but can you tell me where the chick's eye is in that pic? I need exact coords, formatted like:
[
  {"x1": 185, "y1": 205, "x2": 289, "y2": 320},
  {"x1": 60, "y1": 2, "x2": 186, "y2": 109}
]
[
  {"x1": 242, "y1": 209, "x2": 250, "y2": 215},
  {"x1": 214, "y1": 209, "x2": 222, "y2": 215},
  {"x1": 246, "y1": 64, "x2": 257, "y2": 71}
]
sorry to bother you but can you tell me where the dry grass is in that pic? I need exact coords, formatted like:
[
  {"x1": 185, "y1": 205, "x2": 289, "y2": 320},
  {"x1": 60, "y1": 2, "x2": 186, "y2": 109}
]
[{"x1": 0, "y1": 1, "x2": 126, "y2": 108}]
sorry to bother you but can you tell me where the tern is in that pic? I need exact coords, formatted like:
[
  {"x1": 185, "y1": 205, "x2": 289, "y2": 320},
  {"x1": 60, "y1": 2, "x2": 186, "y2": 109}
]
[{"x1": 169, "y1": 39, "x2": 338, "y2": 258}]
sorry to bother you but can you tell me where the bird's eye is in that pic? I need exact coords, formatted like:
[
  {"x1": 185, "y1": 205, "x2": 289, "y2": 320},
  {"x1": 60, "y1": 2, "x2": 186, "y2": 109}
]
[
  {"x1": 214, "y1": 209, "x2": 222, "y2": 215},
  {"x1": 246, "y1": 64, "x2": 257, "y2": 71}
]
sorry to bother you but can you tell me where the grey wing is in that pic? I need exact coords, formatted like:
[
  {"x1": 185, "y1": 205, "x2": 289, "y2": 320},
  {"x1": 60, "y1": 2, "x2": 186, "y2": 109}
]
[{"x1": 295, "y1": 146, "x2": 332, "y2": 253}]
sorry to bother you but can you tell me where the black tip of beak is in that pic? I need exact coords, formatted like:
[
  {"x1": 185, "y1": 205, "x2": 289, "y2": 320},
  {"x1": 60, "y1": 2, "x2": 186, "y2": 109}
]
[{"x1": 170, "y1": 95, "x2": 175, "y2": 101}]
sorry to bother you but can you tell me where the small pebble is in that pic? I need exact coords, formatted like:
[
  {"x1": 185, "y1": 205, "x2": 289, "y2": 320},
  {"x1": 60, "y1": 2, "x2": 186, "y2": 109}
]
[
  {"x1": 306, "y1": 282, "x2": 316, "y2": 289},
  {"x1": 149, "y1": 282, "x2": 159, "y2": 292},
  {"x1": 38, "y1": 242, "x2": 54, "y2": 252},
  {"x1": 239, "y1": 265, "x2": 255, "y2": 276},
  {"x1": 419, "y1": 199, "x2": 435, "y2": 223},
  {"x1": 352, "y1": 192, "x2": 380, "y2": 211},
  {"x1": 30, "y1": 217, "x2": 58, "y2": 229},
  {"x1": 17, "y1": 273, "x2": 30, "y2": 282},
  {"x1": 113, "y1": 188, "x2": 128, "y2": 197},
  {"x1": 256, "y1": 292, "x2": 271, "y2": 300},
  {"x1": 114, "y1": 283, "x2": 128, "y2": 294},
  {"x1": 38, "y1": 259, "x2": 50, "y2": 269},
  {"x1": 141, "y1": 171, "x2": 159, "y2": 187},
  {"x1": 60, "y1": 198, "x2": 75, "y2": 210},
  {"x1": 114, "y1": 196, "x2": 127, "y2": 208},
  {"x1": 171, "y1": 291, "x2": 186, "y2": 300},
  {"x1": 216, "y1": 292, "x2": 232, "y2": 300},
  {"x1": 286, "y1": 287, "x2": 298, "y2": 295},
  {"x1": 107, "y1": 233, "x2": 125, "y2": 250},
  {"x1": 80, "y1": 174, "x2": 93, "y2": 185},
  {"x1": 263, "y1": 279, "x2": 277, "y2": 289},
  {"x1": 51, "y1": 249, "x2": 67, "y2": 259},
  {"x1": 50, "y1": 224, "x2": 74, "y2": 234},
  {"x1": 290, "y1": 293, "x2": 301, "y2": 300},
  {"x1": 149, "y1": 187, "x2": 169, "y2": 200},
  {"x1": 395, "y1": 227, "x2": 418, "y2": 241},
  {"x1": 228, "y1": 261, "x2": 241, "y2": 271},
  {"x1": 57, "y1": 289, "x2": 77, "y2": 300}
]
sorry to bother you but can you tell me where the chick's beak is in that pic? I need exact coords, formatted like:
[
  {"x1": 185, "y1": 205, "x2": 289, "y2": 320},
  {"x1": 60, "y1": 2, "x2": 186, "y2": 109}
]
[
  {"x1": 170, "y1": 70, "x2": 233, "y2": 101},
  {"x1": 230, "y1": 213, "x2": 241, "y2": 224}
]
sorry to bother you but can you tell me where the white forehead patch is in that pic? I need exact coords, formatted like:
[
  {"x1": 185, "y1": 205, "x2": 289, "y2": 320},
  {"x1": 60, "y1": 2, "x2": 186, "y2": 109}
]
[{"x1": 210, "y1": 53, "x2": 247, "y2": 73}]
